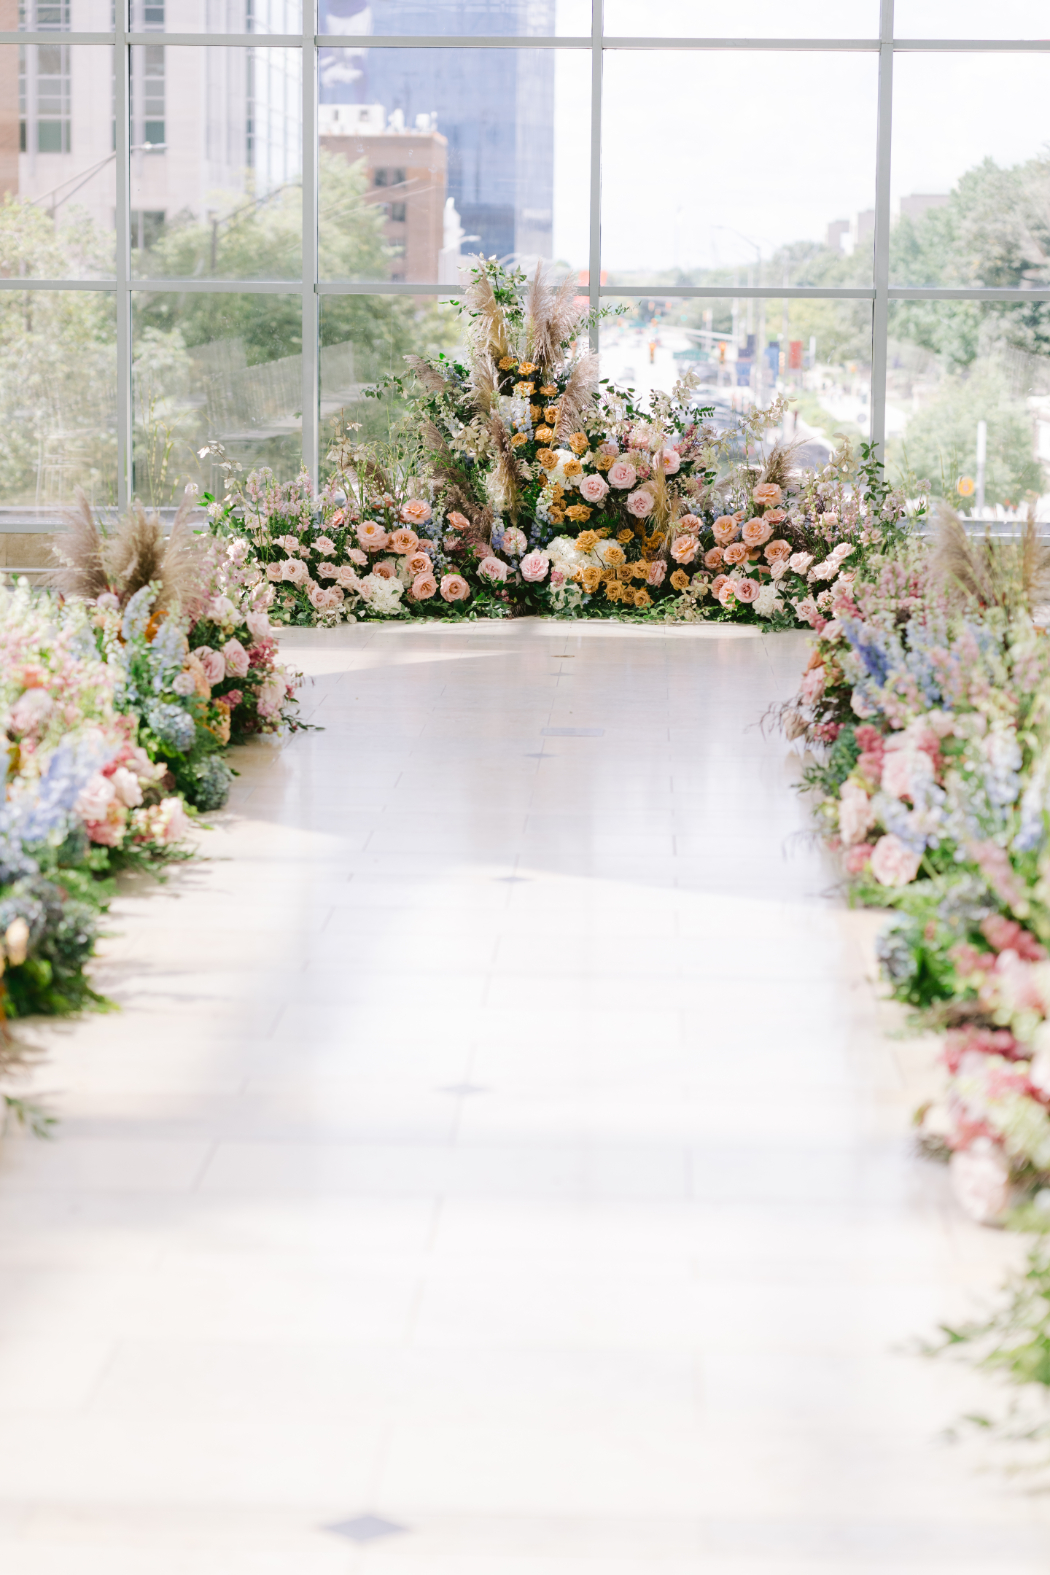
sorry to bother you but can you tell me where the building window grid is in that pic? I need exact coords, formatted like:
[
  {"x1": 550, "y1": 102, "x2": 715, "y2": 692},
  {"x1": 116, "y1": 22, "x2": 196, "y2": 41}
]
[{"x1": 3, "y1": 8, "x2": 1050, "y2": 501}]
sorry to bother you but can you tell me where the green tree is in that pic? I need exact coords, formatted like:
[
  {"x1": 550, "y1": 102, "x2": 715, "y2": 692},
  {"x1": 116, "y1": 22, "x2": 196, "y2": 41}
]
[{"x1": 889, "y1": 362, "x2": 1042, "y2": 507}]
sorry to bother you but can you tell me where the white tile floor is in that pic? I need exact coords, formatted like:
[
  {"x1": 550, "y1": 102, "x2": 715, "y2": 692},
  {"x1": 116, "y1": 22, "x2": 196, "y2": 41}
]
[{"x1": 0, "y1": 619, "x2": 1047, "y2": 1573}]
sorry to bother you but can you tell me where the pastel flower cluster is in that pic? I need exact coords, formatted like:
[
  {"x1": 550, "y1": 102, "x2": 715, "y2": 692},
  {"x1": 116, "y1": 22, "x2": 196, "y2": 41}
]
[{"x1": 783, "y1": 539, "x2": 1050, "y2": 1224}]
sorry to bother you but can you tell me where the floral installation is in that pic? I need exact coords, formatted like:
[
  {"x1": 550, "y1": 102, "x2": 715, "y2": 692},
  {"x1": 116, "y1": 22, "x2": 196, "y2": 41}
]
[
  {"x1": 779, "y1": 512, "x2": 1050, "y2": 1226},
  {"x1": 211, "y1": 261, "x2": 920, "y2": 628}
]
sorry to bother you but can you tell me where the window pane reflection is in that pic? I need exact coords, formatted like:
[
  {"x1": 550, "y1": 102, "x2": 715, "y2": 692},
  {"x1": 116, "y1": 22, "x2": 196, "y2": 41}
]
[{"x1": 132, "y1": 290, "x2": 302, "y2": 501}]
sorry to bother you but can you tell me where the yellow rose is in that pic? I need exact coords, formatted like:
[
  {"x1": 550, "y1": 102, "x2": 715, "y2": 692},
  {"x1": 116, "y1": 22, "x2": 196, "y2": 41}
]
[
  {"x1": 564, "y1": 504, "x2": 592, "y2": 524},
  {"x1": 510, "y1": 432, "x2": 528, "y2": 446},
  {"x1": 536, "y1": 449, "x2": 558, "y2": 470},
  {"x1": 515, "y1": 381, "x2": 536, "y2": 397},
  {"x1": 530, "y1": 404, "x2": 543, "y2": 420},
  {"x1": 544, "y1": 406, "x2": 559, "y2": 423},
  {"x1": 575, "y1": 529, "x2": 600, "y2": 553},
  {"x1": 540, "y1": 383, "x2": 558, "y2": 396},
  {"x1": 594, "y1": 453, "x2": 613, "y2": 471},
  {"x1": 617, "y1": 528, "x2": 634, "y2": 544},
  {"x1": 548, "y1": 506, "x2": 565, "y2": 523},
  {"x1": 602, "y1": 542, "x2": 626, "y2": 566},
  {"x1": 670, "y1": 568, "x2": 691, "y2": 591},
  {"x1": 581, "y1": 565, "x2": 602, "y2": 594},
  {"x1": 630, "y1": 562, "x2": 649, "y2": 581},
  {"x1": 563, "y1": 458, "x2": 583, "y2": 480},
  {"x1": 643, "y1": 532, "x2": 664, "y2": 554},
  {"x1": 534, "y1": 426, "x2": 554, "y2": 443},
  {"x1": 518, "y1": 361, "x2": 538, "y2": 374},
  {"x1": 605, "y1": 579, "x2": 624, "y2": 602},
  {"x1": 498, "y1": 356, "x2": 518, "y2": 371},
  {"x1": 633, "y1": 587, "x2": 652, "y2": 609},
  {"x1": 568, "y1": 432, "x2": 589, "y2": 456}
]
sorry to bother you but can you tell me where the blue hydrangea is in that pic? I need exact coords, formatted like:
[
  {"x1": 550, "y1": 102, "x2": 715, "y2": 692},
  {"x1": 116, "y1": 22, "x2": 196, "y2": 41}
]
[{"x1": 146, "y1": 701, "x2": 197, "y2": 754}]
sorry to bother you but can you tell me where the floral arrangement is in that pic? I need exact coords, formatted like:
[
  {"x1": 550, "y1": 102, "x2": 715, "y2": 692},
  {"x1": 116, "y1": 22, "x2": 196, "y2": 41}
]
[
  {"x1": 781, "y1": 513, "x2": 1050, "y2": 1224},
  {"x1": 200, "y1": 261, "x2": 919, "y2": 627}
]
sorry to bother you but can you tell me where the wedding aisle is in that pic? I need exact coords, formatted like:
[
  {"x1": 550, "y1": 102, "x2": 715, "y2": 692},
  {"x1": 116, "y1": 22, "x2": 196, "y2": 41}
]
[{"x1": 0, "y1": 621, "x2": 1047, "y2": 1573}]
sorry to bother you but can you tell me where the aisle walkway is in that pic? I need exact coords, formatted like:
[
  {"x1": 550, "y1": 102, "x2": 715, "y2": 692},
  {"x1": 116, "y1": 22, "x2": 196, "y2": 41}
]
[{"x1": 0, "y1": 621, "x2": 1046, "y2": 1573}]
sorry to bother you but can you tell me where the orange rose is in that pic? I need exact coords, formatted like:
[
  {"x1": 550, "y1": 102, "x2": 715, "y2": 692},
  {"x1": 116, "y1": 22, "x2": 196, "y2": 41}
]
[
  {"x1": 534, "y1": 426, "x2": 554, "y2": 443},
  {"x1": 723, "y1": 542, "x2": 750, "y2": 566},
  {"x1": 581, "y1": 565, "x2": 602, "y2": 594},
  {"x1": 704, "y1": 547, "x2": 724, "y2": 570},
  {"x1": 568, "y1": 432, "x2": 589, "y2": 455},
  {"x1": 511, "y1": 432, "x2": 528, "y2": 447},
  {"x1": 536, "y1": 449, "x2": 558, "y2": 470},
  {"x1": 765, "y1": 539, "x2": 791, "y2": 562},
  {"x1": 633, "y1": 587, "x2": 652, "y2": 608},
  {"x1": 712, "y1": 515, "x2": 738, "y2": 546},
  {"x1": 446, "y1": 511, "x2": 472, "y2": 531},
  {"x1": 671, "y1": 535, "x2": 699, "y2": 565},
  {"x1": 670, "y1": 568, "x2": 691, "y2": 591},
  {"x1": 752, "y1": 482, "x2": 783, "y2": 509}
]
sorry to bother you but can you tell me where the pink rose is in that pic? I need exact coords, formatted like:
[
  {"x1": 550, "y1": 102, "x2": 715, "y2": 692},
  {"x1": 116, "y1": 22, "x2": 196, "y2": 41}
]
[
  {"x1": 870, "y1": 833, "x2": 921, "y2": 887},
  {"x1": 519, "y1": 550, "x2": 550, "y2": 583},
  {"x1": 265, "y1": 563, "x2": 283, "y2": 581},
  {"x1": 372, "y1": 561, "x2": 396, "y2": 580},
  {"x1": 400, "y1": 498, "x2": 432, "y2": 526},
  {"x1": 763, "y1": 508, "x2": 787, "y2": 525},
  {"x1": 502, "y1": 526, "x2": 528, "y2": 556},
  {"x1": 703, "y1": 547, "x2": 724, "y2": 570},
  {"x1": 348, "y1": 548, "x2": 368, "y2": 566},
  {"x1": 598, "y1": 439, "x2": 619, "y2": 458},
  {"x1": 579, "y1": 473, "x2": 609, "y2": 504},
  {"x1": 358, "y1": 522, "x2": 390, "y2": 551},
  {"x1": 405, "y1": 551, "x2": 431, "y2": 576},
  {"x1": 245, "y1": 609, "x2": 271, "y2": 641},
  {"x1": 222, "y1": 639, "x2": 251, "y2": 678},
  {"x1": 309, "y1": 585, "x2": 344, "y2": 611},
  {"x1": 647, "y1": 560, "x2": 667, "y2": 586},
  {"x1": 440, "y1": 573, "x2": 471, "y2": 602},
  {"x1": 550, "y1": 566, "x2": 567, "y2": 587},
  {"x1": 195, "y1": 646, "x2": 226, "y2": 685},
  {"x1": 335, "y1": 565, "x2": 361, "y2": 590},
  {"x1": 657, "y1": 447, "x2": 681, "y2": 475},
  {"x1": 838, "y1": 782, "x2": 874, "y2": 846},
  {"x1": 799, "y1": 666, "x2": 825, "y2": 704},
  {"x1": 741, "y1": 518, "x2": 773, "y2": 548},
  {"x1": 478, "y1": 556, "x2": 509, "y2": 583},
  {"x1": 389, "y1": 528, "x2": 420, "y2": 555},
  {"x1": 733, "y1": 578, "x2": 759, "y2": 603},
  {"x1": 257, "y1": 675, "x2": 285, "y2": 717},
  {"x1": 110, "y1": 766, "x2": 143, "y2": 809},
  {"x1": 949, "y1": 1139, "x2": 1012, "y2": 1225},
  {"x1": 156, "y1": 796, "x2": 190, "y2": 844},
  {"x1": 788, "y1": 552, "x2": 814, "y2": 574},
  {"x1": 313, "y1": 536, "x2": 336, "y2": 555},
  {"x1": 712, "y1": 516, "x2": 739, "y2": 546},
  {"x1": 723, "y1": 542, "x2": 750, "y2": 567},
  {"x1": 410, "y1": 572, "x2": 437, "y2": 600},
  {"x1": 711, "y1": 573, "x2": 729, "y2": 599},
  {"x1": 843, "y1": 842, "x2": 874, "y2": 876},
  {"x1": 752, "y1": 482, "x2": 783, "y2": 509},
  {"x1": 671, "y1": 536, "x2": 699, "y2": 565},
  {"x1": 626, "y1": 489, "x2": 654, "y2": 519},
  {"x1": 75, "y1": 772, "x2": 115, "y2": 824},
  {"x1": 677, "y1": 514, "x2": 701, "y2": 534},
  {"x1": 318, "y1": 563, "x2": 339, "y2": 579},
  {"x1": 607, "y1": 459, "x2": 637, "y2": 489},
  {"x1": 280, "y1": 558, "x2": 308, "y2": 585},
  {"x1": 8, "y1": 688, "x2": 53, "y2": 735},
  {"x1": 765, "y1": 540, "x2": 791, "y2": 563}
]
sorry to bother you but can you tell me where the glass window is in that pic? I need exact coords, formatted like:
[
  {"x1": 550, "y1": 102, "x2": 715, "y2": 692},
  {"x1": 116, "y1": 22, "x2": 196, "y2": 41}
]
[
  {"x1": 318, "y1": 293, "x2": 462, "y2": 456},
  {"x1": 600, "y1": 295, "x2": 873, "y2": 459},
  {"x1": 318, "y1": 0, "x2": 590, "y2": 41},
  {"x1": 130, "y1": 0, "x2": 304, "y2": 37},
  {"x1": 894, "y1": 2, "x2": 1050, "y2": 38},
  {"x1": 887, "y1": 300, "x2": 1050, "y2": 513},
  {"x1": 602, "y1": 51, "x2": 879, "y2": 286},
  {"x1": 132, "y1": 289, "x2": 303, "y2": 499},
  {"x1": 318, "y1": 46, "x2": 589, "y2": 282},
  {"x1": 6, "y1": 44, "x2": 117, "y2": 278},
  {"x1": 603, "y1": 2, "x2": 879, "y2": 37},
  {"x1": 0, "y1": 288, "x2": 117, "y2": 506},
  {"x1": 130, "y1": 45, "x2": 303, "y2": 279},
  {"x1": 891, "y1": 53, "x2": 1050, "y2": 287}
]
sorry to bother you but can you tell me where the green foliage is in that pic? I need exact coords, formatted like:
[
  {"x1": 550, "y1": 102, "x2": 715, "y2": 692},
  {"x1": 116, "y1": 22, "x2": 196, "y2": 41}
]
[{"x1": 889, "y1": 362, "x2": 1043, "y2": 507}]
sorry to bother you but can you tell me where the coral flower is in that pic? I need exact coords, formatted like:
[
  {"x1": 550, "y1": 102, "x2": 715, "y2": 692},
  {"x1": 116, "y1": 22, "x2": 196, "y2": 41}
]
[
  {"x1": 388, "y1": 528, "x2": 420, "y2": 555},
  {"x1": 440, "y1": 574, "x2": 471, "y2": 602},
  {"x1": 704, "y1": 547, "x2": 724, "y2": 570},
  {"x1": 410, "y1": 573, "x2": 438, "y2": 600},
  {"x1": 712, "y1": 515, "x2": 739, "y2": 546},
  {"x1": 358, "y1": 521, "x2": 390, "y2": 551},
  {"x1": 752, "y1": 482, "x2": 783, "y2": 508},
  {"x1": 741, "y1": 518, "x2": 773, "y2": 548},
  {"x1": 400, "y1": 498, "x2": 432, "y2": 526},
  {"x1": 671, "y1": 536, "x2": 699, "y2": 565}
]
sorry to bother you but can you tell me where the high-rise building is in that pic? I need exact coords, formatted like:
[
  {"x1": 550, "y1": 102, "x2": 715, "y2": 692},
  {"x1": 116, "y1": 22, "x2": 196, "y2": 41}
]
[{"x1": 318, "y1": 0, "x2": 554, "y2": 266}]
